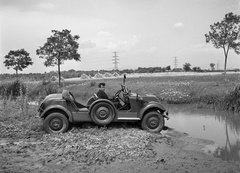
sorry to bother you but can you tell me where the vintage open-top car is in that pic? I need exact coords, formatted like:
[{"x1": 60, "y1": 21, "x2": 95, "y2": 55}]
[{"x1": 37, "y1": 75, "x2": 169, "y2": 133}]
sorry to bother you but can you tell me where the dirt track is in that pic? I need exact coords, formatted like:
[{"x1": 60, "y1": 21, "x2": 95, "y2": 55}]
[{"x1": 1, "y1": 128, "x2": 239, "y2": 173}]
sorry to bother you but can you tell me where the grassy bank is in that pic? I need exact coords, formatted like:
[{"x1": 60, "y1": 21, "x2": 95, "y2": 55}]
[
  {"x1": 0, "y1": 73, "x2": 240, "y2": 112},
  {"x1": 61, "y1": 73, "x2": 240, "y2": 112}
]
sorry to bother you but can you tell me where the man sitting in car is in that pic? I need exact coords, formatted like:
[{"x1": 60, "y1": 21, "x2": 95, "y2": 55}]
[{"x1": 97, "y1": 82, "x2": 110, "y2": 99}]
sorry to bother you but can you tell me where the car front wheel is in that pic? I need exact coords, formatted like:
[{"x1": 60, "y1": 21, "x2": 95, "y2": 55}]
[
  {"x1": 43, "y1": 112, "x2": 69, "y2": 133},
  {"x1": 141, "y1": 111, "x2": 165, "y2": 133}
]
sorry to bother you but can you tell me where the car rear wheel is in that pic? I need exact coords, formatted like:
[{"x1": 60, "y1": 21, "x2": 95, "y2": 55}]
[
  {"x1": 141, "y1": 111, "x2": 164, "y2": 133},
  {"x1": 90, "y1": 102, "x2": 115, "y2": 126},
  {"x1": 43, "y1": 112, "x2": 69, "y2": 133}
]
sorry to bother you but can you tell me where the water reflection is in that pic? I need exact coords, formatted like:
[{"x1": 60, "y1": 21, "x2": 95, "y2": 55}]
[{"x1": 167, "y1": 105, "x2": 240, "y2": 162}]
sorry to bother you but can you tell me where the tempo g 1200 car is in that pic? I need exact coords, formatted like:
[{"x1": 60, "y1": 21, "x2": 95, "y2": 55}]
[{"x1": 37, "y1": 75, "x2": 169, "y2": 133}]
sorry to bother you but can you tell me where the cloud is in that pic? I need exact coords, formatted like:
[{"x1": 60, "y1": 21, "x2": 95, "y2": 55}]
[
  {"x1": 80, "y1": 40, "x2": 97, "y2": 49},
  {"x1": 95, "y1": 34, "x2": 141, "y2": 52},
  {"x1": 174, "y1": 22, "x2": 184, "y2": 28},
  {"x1": 97, "y1": 31, "x2": 113, "y2": 37},
  {"x1": 38, "y1": 2, "x2": 55, "y2": 10},
  {"x1": 119, "y1": 35, "x2": 141, "y2": 49},
  {"x1": 148, "y1": 46, "x2": 158, "y2": 53},
  {"x1": 0, "y1": 0, "x2": 55, "y2": 11}
]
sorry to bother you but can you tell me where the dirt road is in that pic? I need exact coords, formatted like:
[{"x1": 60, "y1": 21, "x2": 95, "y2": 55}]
[{"x1": 1, "y1": 128, "x2": 239, "y2": 173}]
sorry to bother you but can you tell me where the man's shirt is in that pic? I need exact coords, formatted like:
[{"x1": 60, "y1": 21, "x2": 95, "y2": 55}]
[{"x1": 97, "y1": 90, "x2": 109, "y2": 99}]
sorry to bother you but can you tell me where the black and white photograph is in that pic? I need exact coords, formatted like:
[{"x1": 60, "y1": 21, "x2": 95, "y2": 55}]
[{"x1": 0, "y1": 0, "x2": 240, "y2": 172}]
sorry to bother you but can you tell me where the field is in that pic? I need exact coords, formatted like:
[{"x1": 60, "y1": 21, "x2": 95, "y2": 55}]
[
  {"x1": 0, "y1": 72, "x2": 240, "y2": 172},
  {"x1": 54, "y1": 72, "x2": 240, "y2": 110}
]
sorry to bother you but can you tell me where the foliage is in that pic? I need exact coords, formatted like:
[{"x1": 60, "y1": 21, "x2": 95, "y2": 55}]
[
  {"x1": 3, "y1": 49, "x2": 33, "y2": 76},
  {"x1": 0, "y1": 80, "x2": 26, "y2": 99},
  {"x1": 192, "y1": 67, "x2": 202, "y2": 72},
  {"x1": 36, "y1": 29, "x2": 81, "y2": 87},
  {"x1": 223, "y1": 85, "x2": 240, "y2": 112},
  {"x1": 28, "y1": 81, "x2": 59, "y2": 101},
  {"x1": 0, "y1": 87, "x2": 42, "y2": 139},
  {"x1": 183, "y1": 63, "x2": 191, "y2": 71},
  {"x1": 205, "y1": 12, "x2": 240, "y2": 74},
  {"x1": 1, "y1": 73, "x2": 240, "y2": 111},
  {"x1": 210, "y1": 63, "x2": 215, "y2": 71}
]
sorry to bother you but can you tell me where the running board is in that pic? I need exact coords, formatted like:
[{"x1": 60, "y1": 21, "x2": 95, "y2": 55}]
[{"x1": 117, "y1": 117, "x2": 141, "y2": 121}]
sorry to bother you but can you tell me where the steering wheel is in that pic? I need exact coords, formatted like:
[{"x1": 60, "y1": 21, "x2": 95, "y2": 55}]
[
  {"x1": 121, "y1": 84, "x2": 128, "y2": 94},
  {"x1": 114, "y1": 89, "x2": 122, "y2": 99}
]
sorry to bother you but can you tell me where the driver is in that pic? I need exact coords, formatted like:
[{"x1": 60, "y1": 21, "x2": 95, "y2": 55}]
[{"x1": 97, "y1": 83, "x2": 110, "y2": 99}]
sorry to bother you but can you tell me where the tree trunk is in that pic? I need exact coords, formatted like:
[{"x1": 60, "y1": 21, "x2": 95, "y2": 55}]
[
  {"x1": 58, "y1": 58, "x2": 61, "y2": 88},
  {"x1": 224, "y1": 54, "x2": 227, "y2": 75},
  {"x1": 223, "y1": 45, "x2": 229, "y2": 75},
  {"x1": 16, "y1": 69, "x2": 18, "y2": 80}
]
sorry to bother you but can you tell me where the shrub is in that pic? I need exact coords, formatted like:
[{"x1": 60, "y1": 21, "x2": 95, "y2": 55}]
[
  {"x1": 28, "y1": 81, "x2": 59, "y2": 100},
  {"x1": 90, "y1": 81, "x2": 96, "y2": 87},
  {"x1": 0, "y1": 80, "x2": 26, "y2": 99},
  {"x1": 223, "y1": 85, "x2": 240, "y2": 112}
]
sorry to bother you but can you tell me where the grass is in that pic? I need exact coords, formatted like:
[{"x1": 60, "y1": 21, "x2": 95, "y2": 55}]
[
  {"x1": 61, "y1": 73, "x2": 240, "y2": 111},
  {"x1": 0, "y1": 73, "x2": 239, "y2": 140},
  {"x1": 1, "y1": 73, "x2": 239, "y2": 110},
  {"x1": 0, "y1": 73, "x2": 239, "y2": 172}
]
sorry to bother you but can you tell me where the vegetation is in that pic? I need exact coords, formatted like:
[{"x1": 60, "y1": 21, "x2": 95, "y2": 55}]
[
  {"x1": 1, "y1": 73, "x2": 239, "y2": 112},
  {"x1": 205, "y1": 12, "x2": 240, "y2": 74},
  {"x1": 0, "y1": 80, "x2": 27, "y2": 99},
  {"x1": 210, "y1": 63, "x2": 215, "y2": 71},
  {"x1": 183, "y1": 63, "x2": 191, "y2": 72},
  {"x1": 3, "y1": 49, "x2": 33, "y2": 77},
  {"x1": 36, "y1": 29, "x2": 81, "y2": 87},
  {"x1": 0, "y1": 73, "x2": 239, "y2": 172}
]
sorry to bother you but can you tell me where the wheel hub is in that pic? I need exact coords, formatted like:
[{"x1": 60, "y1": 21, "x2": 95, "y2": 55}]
[
  {"x1": 50, "y1": 118, "x2": 63, "y2": 130},
  {"x1": 148, "y1": 117, "x2": 159, "y2": 129},
  {"x1": 96, "y1": 107, "x2": 109, "y2": 119}
]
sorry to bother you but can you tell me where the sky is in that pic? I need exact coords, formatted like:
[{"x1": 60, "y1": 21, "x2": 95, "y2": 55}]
[{"x1": 0, "y1": 0, "x2": 240, "y2": 74}]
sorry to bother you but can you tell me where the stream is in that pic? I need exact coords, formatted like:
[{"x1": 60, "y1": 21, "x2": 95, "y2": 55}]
[{"x1": 167, "y1": 105, "x2": 240, "y2": 163}]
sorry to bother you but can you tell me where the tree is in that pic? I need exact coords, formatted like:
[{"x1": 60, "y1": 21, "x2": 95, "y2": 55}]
[
  {"x1": 192, "y1": 67, "x2": 201, "y2": 72},
  {"x1": 205, "y1": 12, "x2": 240, "y2": 74},
  {"x1": 210, "y1": 63, "x2": 215, "y2": 71},
  {"x1": 183, "y1": 63, "x2": 191, "y2": 71},
  {"x1": 166, "y1": 65, "x2": 171, "y2": 71},
  {"x1": 4, "y1": 49, "x2": 33, "y2": 77},
  {"x1": 36, "y1": 29, "x2": 81, "y2": 87}
]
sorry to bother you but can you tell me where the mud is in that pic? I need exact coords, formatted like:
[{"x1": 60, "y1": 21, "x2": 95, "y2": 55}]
[{"x1": 0, "y1": 129, "x2": 239, "y2": 173}]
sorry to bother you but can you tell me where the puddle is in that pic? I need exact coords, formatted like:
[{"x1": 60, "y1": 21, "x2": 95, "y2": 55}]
[{"x1": 167, "y1": 104, "x2": 240, "y2": 162}]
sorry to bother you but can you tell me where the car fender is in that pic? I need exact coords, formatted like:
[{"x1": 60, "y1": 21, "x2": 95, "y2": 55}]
[
  {"x1": 89, "y1": 99, "x2": 117, "y2": 116},
  {"x1": 138, "y1": 101, "x2": 166, "y2": 119},
  {"x1": 40, "y1": 105, "x2": 73, "y2": 122}
]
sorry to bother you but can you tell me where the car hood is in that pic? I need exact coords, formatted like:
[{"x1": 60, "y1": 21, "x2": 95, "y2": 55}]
[
  {"x1": 141, "y1": 94, "x2": 159, "y2": 102},
  {"x1": 44, "y1": 93, "x2": 62, "y2": 102},
  {"x1": 131, "y1": 93, "x2": 159, "y2": 102}
]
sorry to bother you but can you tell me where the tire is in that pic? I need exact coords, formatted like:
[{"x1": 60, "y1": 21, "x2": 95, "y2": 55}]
[
  {"x1": 43, "y1": 112, "x2": 69, "y2": 133},
  {"x1": 90, "y1": 102, "x2": 115, "y2": 126},
  {"x1": 141, "y1": 111, "x2": 165, "y2": 133}
]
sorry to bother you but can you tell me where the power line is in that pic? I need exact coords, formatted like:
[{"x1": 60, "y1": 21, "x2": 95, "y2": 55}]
[
  {"x1": 173, "y1": 56, "x2": 178, "y2": 69},
  {"x1": 112, "y1": 51, "x2": 119, "y2": 70}
]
